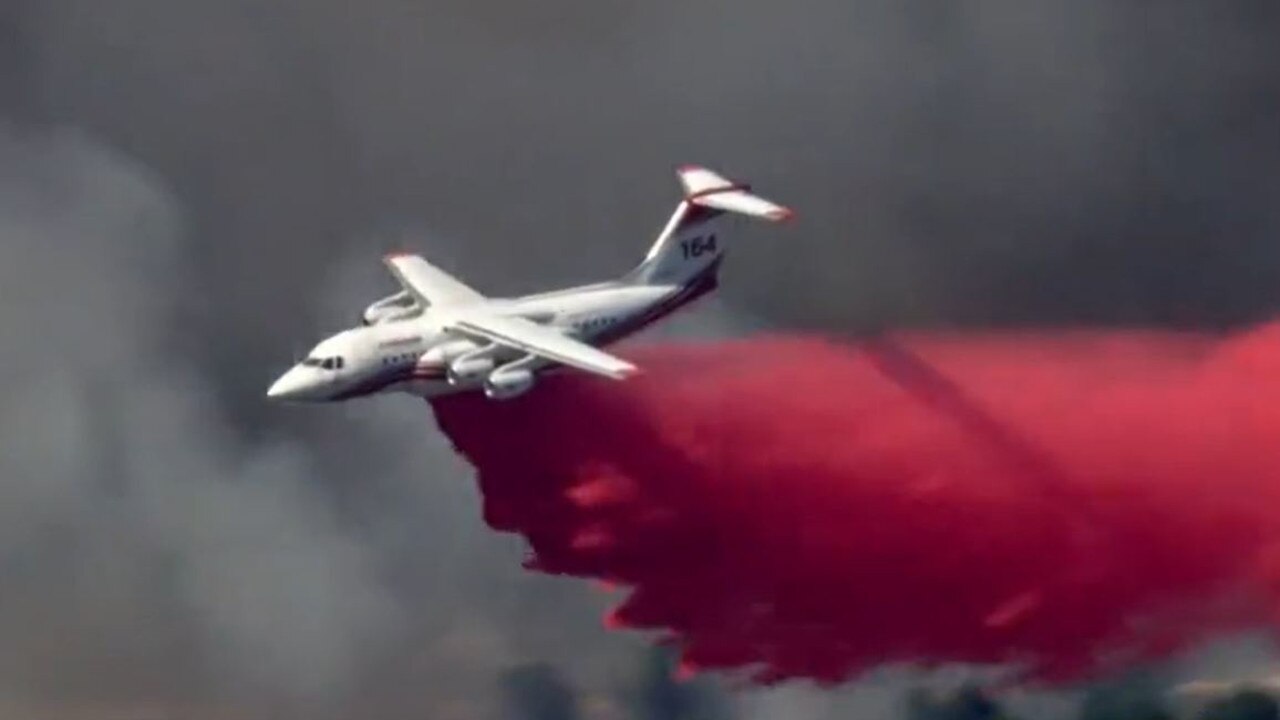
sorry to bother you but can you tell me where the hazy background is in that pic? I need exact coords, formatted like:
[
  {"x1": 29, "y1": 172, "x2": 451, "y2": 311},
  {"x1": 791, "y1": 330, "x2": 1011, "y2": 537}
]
[{"x1": 2, "y1": 1, "x2": 1280, "y2": 718}]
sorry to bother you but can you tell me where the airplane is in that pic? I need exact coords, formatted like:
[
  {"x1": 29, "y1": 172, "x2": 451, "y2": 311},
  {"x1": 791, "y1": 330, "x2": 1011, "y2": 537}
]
[{"x1": 265, "y1": 165, "x2": 792, "y2": 403}]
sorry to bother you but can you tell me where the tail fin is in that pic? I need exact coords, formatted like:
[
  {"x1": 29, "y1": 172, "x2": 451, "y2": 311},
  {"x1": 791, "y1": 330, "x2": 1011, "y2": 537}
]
[{"x1": 627, "y1": 165, "x2": 792, "y2": 286}]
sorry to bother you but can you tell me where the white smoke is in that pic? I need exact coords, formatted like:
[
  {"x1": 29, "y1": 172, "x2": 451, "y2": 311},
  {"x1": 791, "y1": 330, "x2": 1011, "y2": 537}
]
[{"x1": 0, "y1": 125, "x2": 402, "y2": 711}]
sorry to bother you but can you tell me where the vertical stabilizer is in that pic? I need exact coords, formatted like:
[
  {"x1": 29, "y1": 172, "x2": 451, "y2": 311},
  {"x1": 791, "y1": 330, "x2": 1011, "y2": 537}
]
[{"x1": 629, "y1": 165, "x2": 792, "y2": 286}]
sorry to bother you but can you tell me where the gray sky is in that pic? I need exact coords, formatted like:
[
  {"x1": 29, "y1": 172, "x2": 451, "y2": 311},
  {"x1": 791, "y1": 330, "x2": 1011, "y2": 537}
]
[{"x1": 2, "y1": 1, "x2": 1279, "y2": 717}]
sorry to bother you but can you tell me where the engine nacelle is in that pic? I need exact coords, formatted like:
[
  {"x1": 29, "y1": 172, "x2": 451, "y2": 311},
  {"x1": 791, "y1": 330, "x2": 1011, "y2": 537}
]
[
  {"x1": 447, "y1": 356, "x2": 496, "y2": 385},
  {"x1": 484, "y1": 367, "x2": 535, "y2": 400},
  {"x1": 446, "y1": 345, "x2": 502, "y2": 385},
  {"x1": 361, "y1": 291, "x2": 417, "y2": 325}
]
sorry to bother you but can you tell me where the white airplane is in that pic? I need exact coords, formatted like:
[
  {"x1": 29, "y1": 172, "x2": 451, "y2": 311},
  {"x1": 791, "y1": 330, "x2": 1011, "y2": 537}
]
[{"x1": 266, "y1": 165, "x2": 792, "y2": 403}]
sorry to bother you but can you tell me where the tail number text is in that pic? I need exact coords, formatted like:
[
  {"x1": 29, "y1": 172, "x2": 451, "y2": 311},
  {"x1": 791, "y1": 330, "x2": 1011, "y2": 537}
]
[{"x1": 680, "y1": 235, "x2": 718, "y2": 259}]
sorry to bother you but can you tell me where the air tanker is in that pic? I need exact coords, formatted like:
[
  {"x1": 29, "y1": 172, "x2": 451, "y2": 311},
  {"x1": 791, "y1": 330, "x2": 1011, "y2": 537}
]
[{"x1": 267, "y1": 166, "x2": 791, "y2": 402}]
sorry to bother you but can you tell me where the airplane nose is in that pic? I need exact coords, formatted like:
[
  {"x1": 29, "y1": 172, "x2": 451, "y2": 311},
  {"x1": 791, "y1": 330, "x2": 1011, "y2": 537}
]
[{"x1": 266, "y1": 369, "x2": 308, "y2": 400}]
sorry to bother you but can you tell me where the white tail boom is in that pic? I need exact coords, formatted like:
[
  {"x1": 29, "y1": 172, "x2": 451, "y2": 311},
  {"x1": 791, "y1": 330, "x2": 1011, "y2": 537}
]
[{"x1": 630, "y1": 165, "x2": 792, "y2": 285}]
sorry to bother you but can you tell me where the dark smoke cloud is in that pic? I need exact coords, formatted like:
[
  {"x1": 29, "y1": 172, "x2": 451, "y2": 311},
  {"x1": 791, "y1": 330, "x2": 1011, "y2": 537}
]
[
  {"x1": 3, "y1": 1, "x2": 1280, "y2": 717},
  {"x1": 16, "y1": 2, "x2": 1280, "y2": 347}
]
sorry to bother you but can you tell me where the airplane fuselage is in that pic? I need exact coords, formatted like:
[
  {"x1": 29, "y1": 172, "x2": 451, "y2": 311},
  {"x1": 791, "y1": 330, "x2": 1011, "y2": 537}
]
[
  {"x1": 268, "y1": 270, "x2": 716, "y2": 402},
  {"x1": 267, "y1": 164, "x2": 790, "y2": 403}
]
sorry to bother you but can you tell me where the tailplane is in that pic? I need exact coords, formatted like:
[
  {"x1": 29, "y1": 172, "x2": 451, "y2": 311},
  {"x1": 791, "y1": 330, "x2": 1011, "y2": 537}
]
[{"x1": 627, "y1": 165, "x2": 792, "y2": 286}]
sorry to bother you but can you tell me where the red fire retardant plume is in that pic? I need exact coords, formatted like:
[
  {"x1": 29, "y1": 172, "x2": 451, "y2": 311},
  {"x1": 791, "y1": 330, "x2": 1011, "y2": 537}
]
[{"x1": 429, "y1": 324, "x2": 1280, "y2": 686}]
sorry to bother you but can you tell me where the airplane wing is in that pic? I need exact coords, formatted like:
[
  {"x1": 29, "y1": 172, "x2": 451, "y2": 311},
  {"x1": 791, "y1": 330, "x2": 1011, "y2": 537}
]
[
  {"x1": 384, "y1": 252, "x2": 486, "y2": 307},
  {"x1": 447, "y1": 313, "x2": 638, "y2": 380}
]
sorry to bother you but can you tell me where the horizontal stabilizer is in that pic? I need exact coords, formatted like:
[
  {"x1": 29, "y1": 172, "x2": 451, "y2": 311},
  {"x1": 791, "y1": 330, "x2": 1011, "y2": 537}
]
[{"x1": 677, "y1": 165, "x2": 794, "y2": 222}]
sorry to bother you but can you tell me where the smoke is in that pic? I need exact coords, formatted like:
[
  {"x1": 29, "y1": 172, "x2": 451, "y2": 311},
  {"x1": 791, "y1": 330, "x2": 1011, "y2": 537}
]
[
  {"x1": 13, "y1": 1, "x2": 1280, "y2": 345},
  {"x1": 0, "y1": 122, "x2": 657, "y2": 719},
  {"x1": 0, "y1": 125, "x2": 411, "y2": 710},
  {"x1": 432, "y1": 324, "x2": 1280, "y2": 689},
  {"x1": 4, "y1": 1, "x2": 1280, "y2": 717}
]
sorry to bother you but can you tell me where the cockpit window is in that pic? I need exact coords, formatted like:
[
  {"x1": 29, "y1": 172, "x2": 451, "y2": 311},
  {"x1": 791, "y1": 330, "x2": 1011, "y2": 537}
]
[{"x1": 302, "y1": 356, "x2": 344, "y2": 370}]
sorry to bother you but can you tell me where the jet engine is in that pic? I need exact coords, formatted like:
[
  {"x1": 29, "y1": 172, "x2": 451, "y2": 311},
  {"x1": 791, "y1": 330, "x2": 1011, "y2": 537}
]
[
  {"x1": 447, "y1": 355, "x2": 496, "y2": 385},
  {"x1": 446, "y1": 344, "x2": 503, "y2": 385},
  {"x1": 361, "y1": 291, "x2": 418, "y2": 325},
  {"x1": 484, "y1": 365, "x2": 535, "y2": 400}
]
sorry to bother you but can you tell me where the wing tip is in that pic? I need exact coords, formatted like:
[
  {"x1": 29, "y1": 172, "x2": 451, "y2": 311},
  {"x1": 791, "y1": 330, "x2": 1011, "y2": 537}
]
[
  {"x1": 607, "y1": 363, "x2": 641, "y2": 381},
  {"x1": 767, "y1": 206, "x2": 796, "y2": 222}
]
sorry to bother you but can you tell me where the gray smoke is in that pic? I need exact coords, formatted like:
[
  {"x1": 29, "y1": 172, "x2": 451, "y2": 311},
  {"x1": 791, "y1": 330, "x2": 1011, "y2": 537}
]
[
  {"x1": 0, "y1": 123, "x2": 653, "y2": 718},
  {"x1": 3, "y1": 1, "x2": 1280, "y2": 718},
  {"x1": 0, "y1": 125, "x2": 403, "y2": 712}
]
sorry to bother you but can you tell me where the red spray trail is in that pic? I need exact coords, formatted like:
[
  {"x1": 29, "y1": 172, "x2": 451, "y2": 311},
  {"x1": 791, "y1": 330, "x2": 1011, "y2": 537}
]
[{"x1": 430, "y1": 324, "x2": 1280, "y2": 687}]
